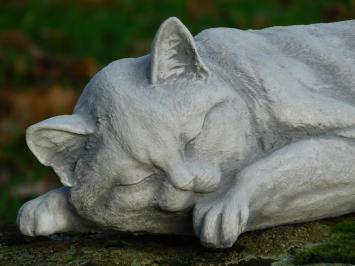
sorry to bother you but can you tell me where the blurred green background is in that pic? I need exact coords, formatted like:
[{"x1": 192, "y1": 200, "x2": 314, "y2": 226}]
[{"x1": 0, "y1": 0, "x2": 354, "y2": 223}]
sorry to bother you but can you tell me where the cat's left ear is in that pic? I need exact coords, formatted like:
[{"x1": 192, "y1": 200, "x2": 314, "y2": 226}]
[{"x1": 150, "y1": 17, "x2": 209, "y2": 84}]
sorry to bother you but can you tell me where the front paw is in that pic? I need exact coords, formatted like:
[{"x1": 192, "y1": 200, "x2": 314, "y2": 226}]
[
  {"x1": 17, "y1": 188, "x2": 74, "y2": 236},
  {"x1": 193, "y1": 195, "x2": 249, "y2": 248}
]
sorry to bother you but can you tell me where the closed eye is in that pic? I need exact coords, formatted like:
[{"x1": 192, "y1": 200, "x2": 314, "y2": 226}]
[
  {"x1": 118, "y1": 164, "x2": 156, "y2": 185},
  {"x1": 184, "y1": 100, "x2": 227, "y2": 154}
]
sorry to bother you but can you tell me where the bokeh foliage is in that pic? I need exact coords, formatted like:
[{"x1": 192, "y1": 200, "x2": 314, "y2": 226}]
[{"x1": 1, "y1": 0, "x2": 355, "y2": 89}]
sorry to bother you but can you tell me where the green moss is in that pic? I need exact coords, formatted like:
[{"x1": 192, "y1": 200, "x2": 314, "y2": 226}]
[{"x1": 293, "y1": 222, "x2": 355, "y2": 265}]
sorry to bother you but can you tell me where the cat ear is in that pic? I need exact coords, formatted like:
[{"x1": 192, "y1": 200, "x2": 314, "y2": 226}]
[
  {"x1": 26, "y1": 114, "x2": 94, "y2": 187},
  {"x1": 150, "y1": 17, "x2": 209, "y2": 84}
]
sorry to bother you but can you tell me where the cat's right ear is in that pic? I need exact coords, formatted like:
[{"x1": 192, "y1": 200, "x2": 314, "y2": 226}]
[{"x1": 26, "y1": 114, "x2": 94, "y2": 187}]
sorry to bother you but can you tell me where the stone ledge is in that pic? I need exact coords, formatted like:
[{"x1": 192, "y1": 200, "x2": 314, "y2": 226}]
[{"x1": 1, "y1": 214, "x2": 354, "y2": 265}]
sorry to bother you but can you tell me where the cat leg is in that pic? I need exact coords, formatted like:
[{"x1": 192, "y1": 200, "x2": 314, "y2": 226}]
[
  {"x1": 17, "y1": 187, "x2": 96, "y2": 236},
  {"x1": 194, "y1": 137, "x2": 355, "y2": 248}
]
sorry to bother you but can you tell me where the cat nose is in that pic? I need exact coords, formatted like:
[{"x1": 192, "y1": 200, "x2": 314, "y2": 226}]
[{"x1": 164, "y1": 160, "x2": 194, "y2": 191}]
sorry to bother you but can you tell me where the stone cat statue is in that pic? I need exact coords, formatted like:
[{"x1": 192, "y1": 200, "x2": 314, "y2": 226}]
[{"x1": 17, "y1": 17, "x2": 355, "y2": 248}]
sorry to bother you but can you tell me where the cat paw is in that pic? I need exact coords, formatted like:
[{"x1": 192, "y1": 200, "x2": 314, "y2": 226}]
[
  {"x1": 193, "y1": 195, "x2": 249, "y2": 248},
  {"x1": 17, "y1": 187, "x2": 80, "y2": 236}
]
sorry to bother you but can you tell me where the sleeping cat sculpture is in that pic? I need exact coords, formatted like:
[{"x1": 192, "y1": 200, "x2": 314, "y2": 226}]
[{"x1": 17, "y1": 17, "x2": 355, "y2": 248}]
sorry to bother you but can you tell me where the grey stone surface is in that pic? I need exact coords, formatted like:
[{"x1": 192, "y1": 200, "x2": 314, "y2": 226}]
[{"x1": 17, "y1": 17, "x2": 355, "y2": 248}]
